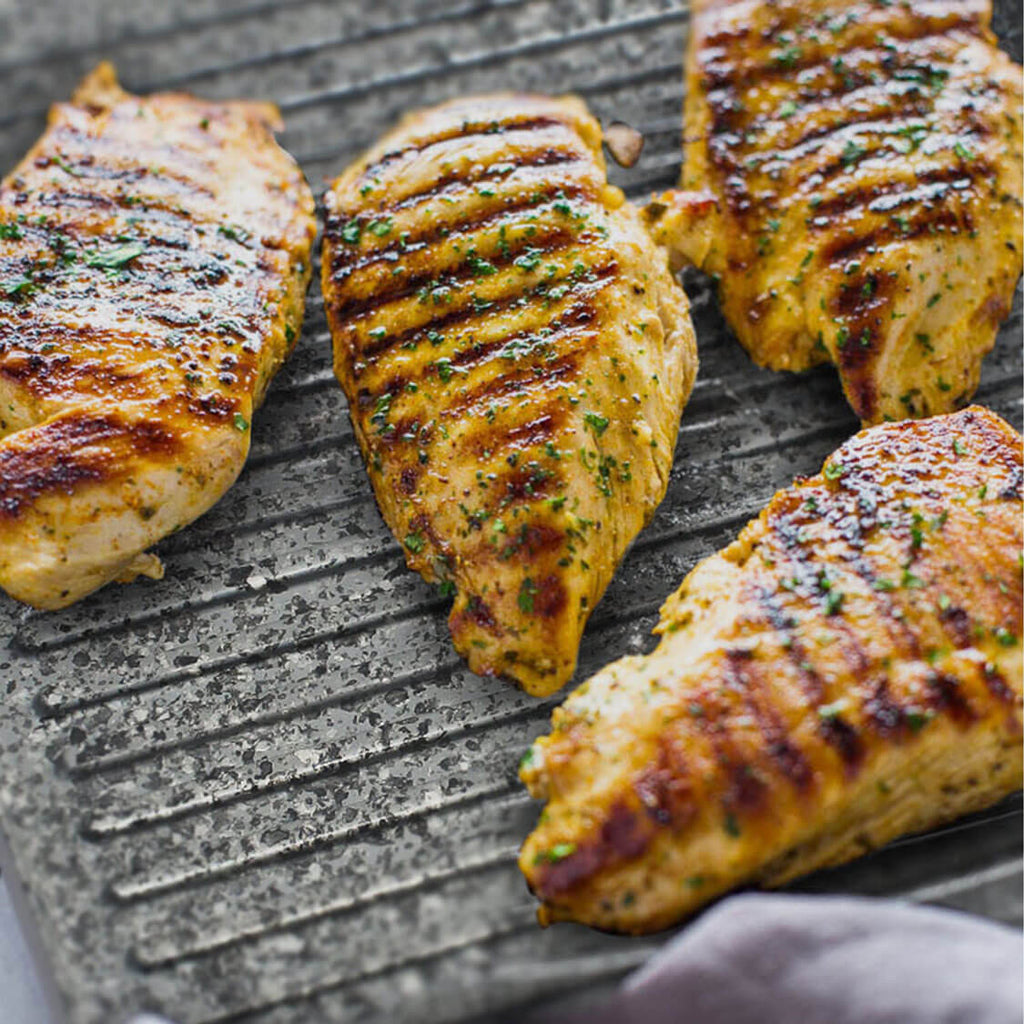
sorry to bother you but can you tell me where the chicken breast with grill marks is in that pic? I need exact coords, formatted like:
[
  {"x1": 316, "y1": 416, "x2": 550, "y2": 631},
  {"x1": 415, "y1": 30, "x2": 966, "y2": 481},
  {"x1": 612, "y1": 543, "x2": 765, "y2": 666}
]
[
  {"x1": 322, "y1": 94, "x2": 698, "y2": 697},
  {"x1": 0, "y1": 64, "x2": 315, "y2": 609},
  {"x1": 647, "y1": 0, "x2": 1022, "y2": 424},
  {"x1": 520, "y1": 406, "x2": 1022, "y2": 932}
]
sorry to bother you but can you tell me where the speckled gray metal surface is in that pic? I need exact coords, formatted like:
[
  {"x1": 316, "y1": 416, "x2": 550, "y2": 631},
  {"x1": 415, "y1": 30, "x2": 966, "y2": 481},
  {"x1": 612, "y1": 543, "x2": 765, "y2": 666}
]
[{"x1": 0, "y1": 2, "x2": 1021, "y2": 1023}]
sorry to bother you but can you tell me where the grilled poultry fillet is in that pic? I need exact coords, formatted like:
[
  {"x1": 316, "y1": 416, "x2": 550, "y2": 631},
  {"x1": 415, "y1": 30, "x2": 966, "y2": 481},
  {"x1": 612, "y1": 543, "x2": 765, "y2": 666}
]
[
  {"x1": 520, "y1": 406, "x2": 1022, "y2": 932},
  {"x1": 647, "y1": 0, "x2": 1023, "y2": 424},
  {"x1": 0, "y1": 64, "x2": 315, "y2": 609},
  {"x1": 322, "y1": 95, "x2": 698, "y2": 696}
]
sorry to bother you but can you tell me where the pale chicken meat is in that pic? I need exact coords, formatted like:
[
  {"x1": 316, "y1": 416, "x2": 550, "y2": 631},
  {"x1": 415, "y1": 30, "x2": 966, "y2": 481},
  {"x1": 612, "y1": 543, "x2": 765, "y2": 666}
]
[
  {"x1": 322, "y1": 94, "x2": 698, "y2": 696},
  {"x1": 648, "y1": 0, "x2": 1023, "y2": 424},
  {"x1": 0, "y1": 64, "x2": 316, "y2": 609},
  {"x1": 521, "y1": 406, "x2": 1022, "y2": 932}
]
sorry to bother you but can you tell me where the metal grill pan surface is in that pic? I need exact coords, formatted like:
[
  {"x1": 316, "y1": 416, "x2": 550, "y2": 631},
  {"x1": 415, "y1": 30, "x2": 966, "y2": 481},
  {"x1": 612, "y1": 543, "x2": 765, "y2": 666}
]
[{"x1": 0, "y1": 2, "x2": 1021, "y2": 1022}]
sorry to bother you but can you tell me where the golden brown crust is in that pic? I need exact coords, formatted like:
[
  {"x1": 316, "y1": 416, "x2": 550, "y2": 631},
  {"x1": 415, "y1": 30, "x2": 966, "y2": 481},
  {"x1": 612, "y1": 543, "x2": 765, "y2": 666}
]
[
  {"x1": 0, "y1": 64, "x2": 315, "y2": 608},
  {"x1": 649, "y1": 0, "x2": 1023, "y2": 423},
  {"x1": 520, "y1": 406, "x2": 1023, "y2": 932},
  {"x1": 322, "y1": 93, "x2": 698, "y2": 696}
]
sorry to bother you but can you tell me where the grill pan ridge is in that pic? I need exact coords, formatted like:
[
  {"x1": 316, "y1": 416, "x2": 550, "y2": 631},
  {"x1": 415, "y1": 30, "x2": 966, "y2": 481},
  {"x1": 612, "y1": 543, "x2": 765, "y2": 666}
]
[{"x1": 0, "y1": 2, "x2": 1021, "y2": 1022}]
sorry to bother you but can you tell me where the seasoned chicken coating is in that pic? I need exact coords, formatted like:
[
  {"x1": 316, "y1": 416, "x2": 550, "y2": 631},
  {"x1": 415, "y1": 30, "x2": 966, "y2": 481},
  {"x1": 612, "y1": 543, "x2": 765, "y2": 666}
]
[
  {"x1": 322, "y1": 94, "x2": 698, "y2": 696},
  {"x1": 0, "y1": 64, "x2": 315, "y2": 609},
  {"x1": 520, "y1": 406, "x2": 1022, "y2": 932},
  {"x1": 647, "y1": 0, "x2": 1023, "y2": 424}
]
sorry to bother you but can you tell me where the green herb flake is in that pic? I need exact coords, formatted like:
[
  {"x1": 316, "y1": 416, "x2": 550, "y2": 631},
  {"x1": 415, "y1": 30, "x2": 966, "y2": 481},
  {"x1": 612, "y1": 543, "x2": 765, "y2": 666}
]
[
  {"x1": 535, "y1": 842, "x2": 576, "y2": 865},
  {"x1": 85, "y1": 240, "x2": 145, "y2": 271},
  {"x1": 584, "y1": 411, "x2": 610, "y2": 437},
  {"x1": 232, "y1": 412, "x2": 249, "y2": 433},
  {"x1": 823, "y1": 461, "x2": 845, "y2": 481},
  {"x1": 518, "y1": 577, "x2": 538, "y2": 614},
  {"x1": 404, "y1": 532, "x2": 425, "y2": 554}
]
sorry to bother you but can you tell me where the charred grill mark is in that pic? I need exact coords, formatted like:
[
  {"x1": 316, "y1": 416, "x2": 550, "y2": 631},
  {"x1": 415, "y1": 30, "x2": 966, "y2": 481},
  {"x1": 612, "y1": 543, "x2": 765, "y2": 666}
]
[
  {"x1": 530, "y1": 573, "x2": 567, "y2": 620},
  {"x1": 926, "y1": 671, "x2": 977, "y2": 726},
  {"x1": 532, "y1": 800, "x2": 652, "y2": 901},
  {"x1": 728, "y1": 631, "x2": 814, "y2": 793},
  {"x1": 359, "y1": 260, "x2": 615, "y2": 368},
  {"x1": 755, "y1": 583, "x2": 825, "y2": 705},
  {"x1": 706, "y1": 652, "x2": 770, "y2": 818},
  {"x1": 633, "y1": 737, "x2": 697, "y2": 831},
  {"x1": 466, "y1": 410, "x2": 562, "y2": 458},
  {"x1": 700, "y1": 13, "x2": 980, "y2": 94},
  {"x1": 187, "y1": 390, "x2": 239, "y2": 421},
  {"x1": 326, "y1": 186, "x2": 594, "y2": 308},
  {"x1": 817, "y1": 713, "x2": 865, "y2": 771},
  {"x1": 0, "y1": 413, "x2": 180, "y2": 519},
  {"x1": 368, "y1": 147, "x2": 582, "y2": 217},
  {"x1": 820, "y1": 203, "x2": 973, "y2": 267},
  {"x1": 983, "y1": 664, "x2": 1018, "y2": 706},
  {"x1": 450, "y1": 594, "x2": 501, "y2": 636},
  {"x1": 763, "y1": 511, "x2": 871, "y2": 770},
  {"x1": 0, "y1": 351, "x2": 144, "y2": 398},
  {"x1": 441, "y1": 349, "x2": 586, "y2": 423},
  {"x1": 356, "y1": 116, "x2": 568, "y2": 182},
  {"x1": 811, "y1": 163, "x2": 987, "y2": 221},
  {"x1": 329, "y1": 223, "x2": 579, "y2": 326},
  {"x1": 863, "y1": 680, "x2": 906, "y2": 738}
]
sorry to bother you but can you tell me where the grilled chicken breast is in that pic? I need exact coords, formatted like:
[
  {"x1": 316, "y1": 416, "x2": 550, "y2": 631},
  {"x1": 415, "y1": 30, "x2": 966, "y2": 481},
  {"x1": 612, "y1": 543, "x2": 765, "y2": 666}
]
[
  {"x1": 0, "y1": 64, "x2": 315, "y2": 609},
  {"x1": 322, "y1": 94, "x2": 698, "y2": 696},
  {"x1": 520, "y1": 406, "x2": 1022, "y2": 932},
  {"x1": 647, "y1": 0, "x2": 1023, "y2": 424}
]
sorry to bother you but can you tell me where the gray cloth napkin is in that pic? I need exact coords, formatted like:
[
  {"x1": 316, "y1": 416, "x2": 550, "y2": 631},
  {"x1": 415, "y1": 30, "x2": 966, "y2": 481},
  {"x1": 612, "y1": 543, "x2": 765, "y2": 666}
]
[{"x1": 530, "y1": 892, "x2": 1023, "y2": 1024}]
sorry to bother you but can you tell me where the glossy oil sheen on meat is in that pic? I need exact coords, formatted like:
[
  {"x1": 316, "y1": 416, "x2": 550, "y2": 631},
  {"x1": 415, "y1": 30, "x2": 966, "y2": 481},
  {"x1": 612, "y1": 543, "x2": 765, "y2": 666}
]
[
  {"x1": 0, "y1": 64, "x2": 316, "y2": 609},
  {"x1": 322, "y1": 94, "x2": 698, "y2": 697},
  {"x1": 520, "y1": 406, "x2": 1022, "y2": 932},
  {"x1": 648, "y1": 0, "x2": 1023, "y2": 424}
]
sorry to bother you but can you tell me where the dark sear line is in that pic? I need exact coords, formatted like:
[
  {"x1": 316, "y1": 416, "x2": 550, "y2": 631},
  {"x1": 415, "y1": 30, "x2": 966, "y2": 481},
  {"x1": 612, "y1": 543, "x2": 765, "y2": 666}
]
[
  {"x1": 330, "y1": 223, "x2": 590, "y2": 327},
  {"x1": 726, "y1": 640, "x2": 814, "y2": 794},
  {"x1": 821, "y1": 202, "x2": 972, "y2": 268},
  {"x1": 700, "y1": 11, "x2": 980, "y2": 93},
  {"x1": 365, "y1": 147, "x2": 583, "y2": 217},
  {"x1": 809, "y1": 163, "x2": 986, "y2": 221},
  {"x1": 357, "y1": 255, "x2": 615, "y2": 369},
  {"x1": 326, "y1": 183, "x2": 594, "y2": 298},
  {"x1": 354, "y1": 115, "x2": 569, "y2": 184},
  {"x1": 382, "y1": 266, "x2": 617, "y2": 395}
]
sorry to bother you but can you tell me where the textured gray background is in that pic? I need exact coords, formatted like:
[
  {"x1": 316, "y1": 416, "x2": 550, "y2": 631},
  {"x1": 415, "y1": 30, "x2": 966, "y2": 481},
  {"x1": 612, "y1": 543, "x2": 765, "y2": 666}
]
[{"x1": 0, "y1": 2, "x2": 1021, "y2": 1023}]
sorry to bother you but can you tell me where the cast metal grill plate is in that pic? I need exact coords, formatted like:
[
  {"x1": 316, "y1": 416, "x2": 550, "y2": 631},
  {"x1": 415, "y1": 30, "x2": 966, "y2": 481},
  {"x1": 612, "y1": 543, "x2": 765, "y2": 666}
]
[{"x1": 0, "y1": 2, "x2": 1021, "y2": 1022}]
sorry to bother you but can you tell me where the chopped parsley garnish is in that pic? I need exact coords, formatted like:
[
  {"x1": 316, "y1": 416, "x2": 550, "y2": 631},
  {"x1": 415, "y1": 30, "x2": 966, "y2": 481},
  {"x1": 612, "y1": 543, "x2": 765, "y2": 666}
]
[
  {"x1": 85, "y1": 240, "x2": 145, "y2": 271},
  {"x1": 218, "y1": 224, "x2": 252, "y2": 244},
  {"x1": 841, "y1": 139, "x2": 866, "y2": 167},
  {"x1": 534, "y1": 842, "x2": 576, "y2": 864},
  {"x1": 467, "y1": 254, "x2": 497, "y2": 277},
  {"x1": 340, "y1": 219, "x2": 362, "y2": 244},
  {"x1": 824, "y1": 462, "x2": 845, "y2": 481},
  {"x1": 1, "y1": 275, "x2": 35, "y2": 298},
  {"x1": 232, "y1": 412, "x2": 249, "y2": 432},
  {"x1": 518, "y1": 577, "x2": 538, "y2": 614},
  {"x1": 584, "y1": 411, "x2": 609, "y2": 437},
  {"x1": 404, "y1": 532, "x2": 425, "y2": 554}
]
